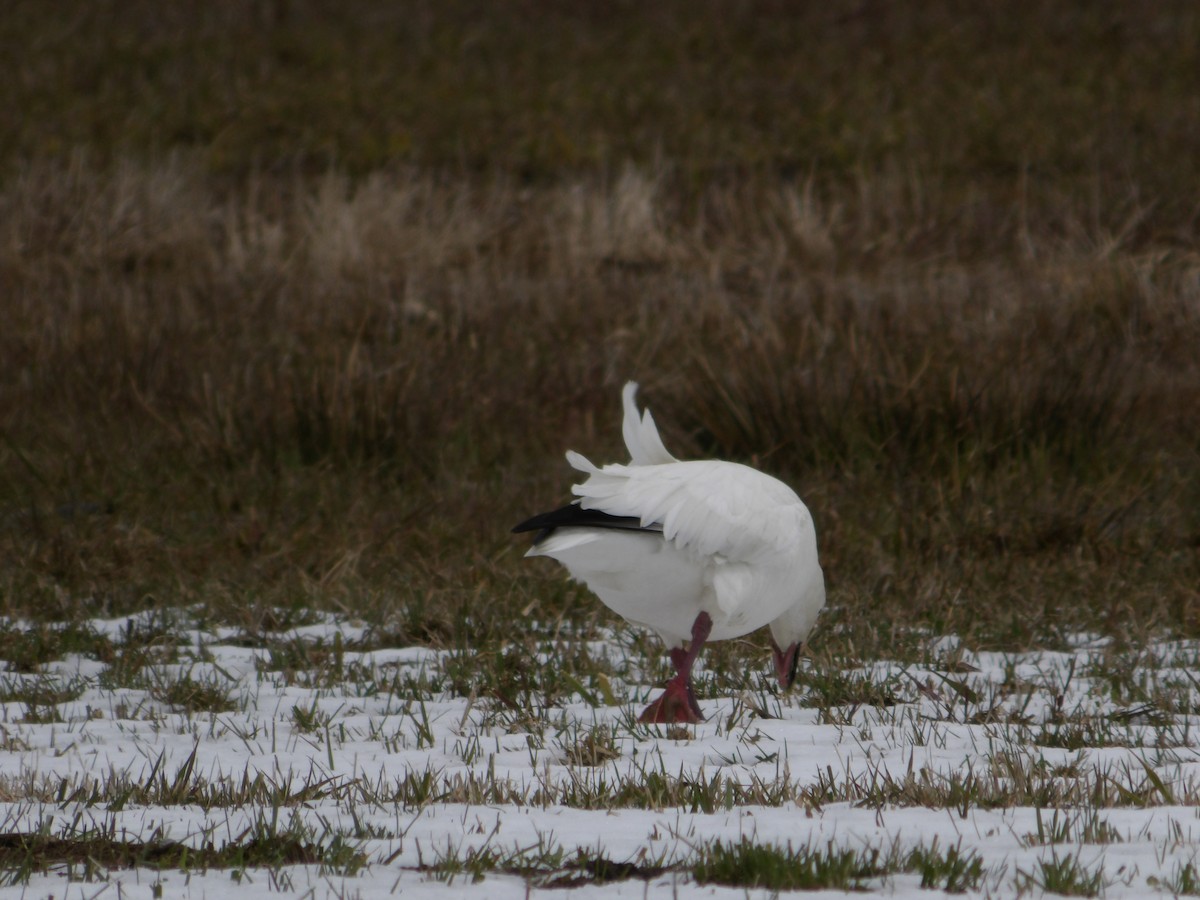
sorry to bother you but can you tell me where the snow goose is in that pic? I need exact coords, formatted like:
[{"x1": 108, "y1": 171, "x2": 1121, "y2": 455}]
[{"x1": 513, "y1": 382, "x2": 825, "y2": 724}]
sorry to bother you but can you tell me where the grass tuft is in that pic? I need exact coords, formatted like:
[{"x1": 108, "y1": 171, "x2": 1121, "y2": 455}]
[
  {"x1": 149, "y1": 671, "x2": 237, "y2": 714},
  {"x1": 692, "y1": 837, "x2": 890, "y2": 891}
]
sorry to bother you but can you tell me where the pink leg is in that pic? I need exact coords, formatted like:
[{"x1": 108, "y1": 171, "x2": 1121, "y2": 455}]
[{"x1": 639, "y1": 612, "x2": 713, "y2": 724}]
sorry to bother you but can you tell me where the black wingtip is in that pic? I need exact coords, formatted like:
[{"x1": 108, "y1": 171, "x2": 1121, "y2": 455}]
[
  {"x1": 511, "y1": 508, "x2": 569, "y2": 534},
  {"x1": 512, "y1": 502, "x2": 657, "y2": 539}
]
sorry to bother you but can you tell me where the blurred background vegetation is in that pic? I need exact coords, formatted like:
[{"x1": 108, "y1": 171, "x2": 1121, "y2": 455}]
[
  {"x1": 1, "y1": 0, "x2": 1197, "y2": 657},
  {"x1": 5, "y1": 1, "x2": 1200, "y2": 194}
]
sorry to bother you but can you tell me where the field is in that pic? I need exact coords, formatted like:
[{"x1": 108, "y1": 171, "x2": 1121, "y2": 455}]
[{"x1": 1, "y1": 1, "x2": 1199, "y2": 896}]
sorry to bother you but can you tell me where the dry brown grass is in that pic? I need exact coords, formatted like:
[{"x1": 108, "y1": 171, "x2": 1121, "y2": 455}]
[
  {"x1": 1, "y1": 155, "x2": 1197, "y2": 654},
  {"x1": 2, "y1": 1, "x2": 1199, "y2": 654}
]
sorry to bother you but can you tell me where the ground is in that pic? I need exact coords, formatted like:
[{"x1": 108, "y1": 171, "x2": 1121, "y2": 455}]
[{"x1": 1, "y1": 610, "x2": 1199, "y2": 897}]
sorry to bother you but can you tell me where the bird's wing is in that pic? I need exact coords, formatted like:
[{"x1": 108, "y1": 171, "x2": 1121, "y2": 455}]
[
  {"x1": 567, "y1": 456, "x2": 809, "y2": 558},
  {"x1": 565, "y1": 454, "x2": 812, "y2": 618},
  {"x1": 620, "y1": 382, "x2": 677, "y2": 466}
]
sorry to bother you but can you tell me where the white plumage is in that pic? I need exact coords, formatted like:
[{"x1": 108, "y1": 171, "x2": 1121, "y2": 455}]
[{"x1": 514, "y1": 382, "x2": 825, "y2": 723}]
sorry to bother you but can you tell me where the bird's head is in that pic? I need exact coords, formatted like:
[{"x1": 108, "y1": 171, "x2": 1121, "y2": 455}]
[
  {"x1": 771, "y1": 639, "x2": 801, "y2": 689},
  {"x1": 768, "y1": 566, "x2": 826, "y2": 690}
]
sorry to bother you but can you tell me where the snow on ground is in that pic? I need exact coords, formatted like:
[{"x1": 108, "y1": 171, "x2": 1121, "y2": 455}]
[{"x1": 1, "y1": 613, "x2": 1199, "y2": 898}]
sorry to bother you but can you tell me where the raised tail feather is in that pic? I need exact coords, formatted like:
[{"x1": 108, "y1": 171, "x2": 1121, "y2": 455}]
[{"x1": 620, "y1": 382, "x2": 677, "y2": 466}]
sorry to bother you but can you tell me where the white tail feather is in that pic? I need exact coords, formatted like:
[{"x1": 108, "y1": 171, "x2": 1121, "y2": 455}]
[
  {"x1": 620, "y1": 382, "x2": 677, "y2": 466},
  {"x1": 565, "y1": 449, "x2": 599, "y2": 474}
]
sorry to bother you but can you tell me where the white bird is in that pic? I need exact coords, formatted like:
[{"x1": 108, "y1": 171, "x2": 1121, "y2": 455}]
[{"x1": 513, "y1": 382, "x2": 825, "y2": 724}]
